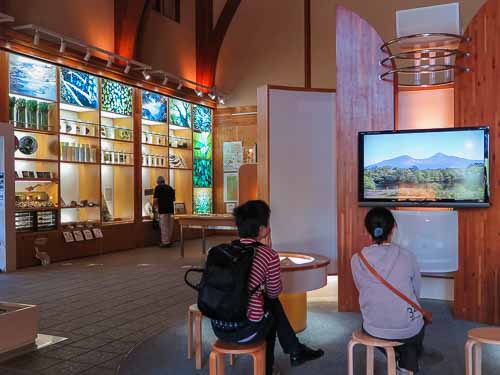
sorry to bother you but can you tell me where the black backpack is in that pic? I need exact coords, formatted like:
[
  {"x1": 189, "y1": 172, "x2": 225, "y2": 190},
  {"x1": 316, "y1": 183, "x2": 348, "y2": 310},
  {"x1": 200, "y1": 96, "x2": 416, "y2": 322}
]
[{"x1": 184, "y1": 240, "x2": 261, "y2": 322}]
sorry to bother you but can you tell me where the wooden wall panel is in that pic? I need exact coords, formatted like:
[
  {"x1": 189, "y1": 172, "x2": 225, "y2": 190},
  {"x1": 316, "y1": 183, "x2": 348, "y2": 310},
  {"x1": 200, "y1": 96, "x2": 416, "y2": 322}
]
[
  {"x1": 214, "y1": 106, "x2": 257, "y2": 213},
  {"x1": 336, "y1": 6, "x2": 395, "y2": 312},
  {"x1": 239, "y1": 164, "x2": 257, "y2": 204},
  {"x1": 454, "y1": 0, "x2": 500, "y2": 324}
]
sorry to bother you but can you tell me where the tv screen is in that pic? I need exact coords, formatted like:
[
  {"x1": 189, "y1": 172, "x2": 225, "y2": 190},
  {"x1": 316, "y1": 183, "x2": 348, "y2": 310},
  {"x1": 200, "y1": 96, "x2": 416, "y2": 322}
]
[{"x1": 358, "y1": 127, "x2": 490, "y2": 208}]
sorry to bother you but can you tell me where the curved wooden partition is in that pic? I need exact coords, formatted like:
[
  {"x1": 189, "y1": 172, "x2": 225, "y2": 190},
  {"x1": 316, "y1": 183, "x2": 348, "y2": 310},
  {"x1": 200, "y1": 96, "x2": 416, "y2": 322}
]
[
  {"x1": 336, "y1": 6, "x2": 395, "y2": 312},
  {"x1": 455, "y1": 0, "x2": 500, "y2": 324}
]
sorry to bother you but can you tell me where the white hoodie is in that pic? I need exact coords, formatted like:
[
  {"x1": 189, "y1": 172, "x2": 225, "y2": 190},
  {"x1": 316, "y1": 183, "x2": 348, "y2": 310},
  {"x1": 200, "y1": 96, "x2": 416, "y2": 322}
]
[{"x1": 351, "y1": 243, "x2": 424, "y2": 340}]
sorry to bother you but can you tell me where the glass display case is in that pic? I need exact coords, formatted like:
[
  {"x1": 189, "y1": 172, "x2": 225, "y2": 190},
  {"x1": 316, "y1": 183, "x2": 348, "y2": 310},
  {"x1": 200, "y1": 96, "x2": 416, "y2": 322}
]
[
  {"x1": 7, "y1": 52, "x2": 211, "y2": 233},
  {"x1": 10, "y1": 54, "x2": 60, "y2": 230},
  {"x1": 192, "y1": 105, "x2": 213, "y2": 214},
  {"x1": 141, "y1": 90, "x2": 169, "y2": 219},
  {"x1": 59, "y1": 67, "x2": 101, "y2": 225},
  {"x1": 101, "y1": 79, "x2": 135, "y2": 224}
]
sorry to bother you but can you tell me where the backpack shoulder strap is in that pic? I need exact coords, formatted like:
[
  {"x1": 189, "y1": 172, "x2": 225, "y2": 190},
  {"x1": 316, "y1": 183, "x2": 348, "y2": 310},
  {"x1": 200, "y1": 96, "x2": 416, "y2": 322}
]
[{"x1": 357, "y1": 251, "x2": 433, "y2": 324}]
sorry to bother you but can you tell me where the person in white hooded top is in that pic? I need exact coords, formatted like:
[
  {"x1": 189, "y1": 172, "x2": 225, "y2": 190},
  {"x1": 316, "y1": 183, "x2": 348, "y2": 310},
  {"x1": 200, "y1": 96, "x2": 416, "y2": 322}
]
[{"x1": 351, "y1": 207, "x2": 425, "y2": 374}]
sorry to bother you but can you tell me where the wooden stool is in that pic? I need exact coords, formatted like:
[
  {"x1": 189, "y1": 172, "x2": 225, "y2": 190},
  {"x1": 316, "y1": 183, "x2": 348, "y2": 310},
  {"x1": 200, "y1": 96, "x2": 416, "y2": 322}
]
[
  {"x1": 187, "y1": 304, "x2": 203, "y2": 369},
  {"x1": 209, "y1": 340, "x2": 266, "y2": 375},
  {"x1": 465, "y1": 327, "x2": 500, "y2": 375},
  {"x1": 348, "y1": 328, "x2": 413, "y2": 375}
]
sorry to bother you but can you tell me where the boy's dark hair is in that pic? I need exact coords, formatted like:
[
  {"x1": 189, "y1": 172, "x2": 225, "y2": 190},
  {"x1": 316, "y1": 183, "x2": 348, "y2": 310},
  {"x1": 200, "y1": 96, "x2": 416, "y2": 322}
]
[
  {"x1": 364, "y1": 207, "x2": 395, "y2": 245},
  {"x1": 233, "y1": 200, "x2": 271, "y2": 238}
]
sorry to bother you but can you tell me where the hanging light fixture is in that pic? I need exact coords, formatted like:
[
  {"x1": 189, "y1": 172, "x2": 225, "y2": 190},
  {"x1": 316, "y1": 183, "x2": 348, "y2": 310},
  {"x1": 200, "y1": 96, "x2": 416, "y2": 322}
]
[
  {"x1": 177, "y1": 81, "x2": 184, "y2": 90},
  {"x1": 83, "y1": 49, "x2": 91, "y2": 62},
  {"x1": 142, "y1": 70, "x2": 151, "y2": 80},
  {"x1": 124, "y1": 64, "x2": 131, "y2": 74},
  {"x1": 59, "y1": 39, "x2": 66, "y2": 53},
  {"x1": 195, "y1": 88, "x2": 204, "y2": 97},
  {"x1": 218, "y1": 96, "x2": 225, "y2": 105},
  {"x1": 106, "y1": 56, "x2": 113, "y2": 68},
  {"x1": 162, "y1": 74, "x2": 169, "y2": 85},
  {"x1": 33, "y1": 29, "x2": 40, "y2": 45}
]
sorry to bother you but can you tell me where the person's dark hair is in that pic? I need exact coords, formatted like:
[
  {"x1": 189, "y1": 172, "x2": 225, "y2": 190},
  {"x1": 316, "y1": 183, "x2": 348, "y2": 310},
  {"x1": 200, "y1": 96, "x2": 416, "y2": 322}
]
[
  {"x1": 364, "y1": 207, "x2": 395, "y2": 245},
  {"x1": 233, "y1": 200, "x2": 271, "y2": 238}
]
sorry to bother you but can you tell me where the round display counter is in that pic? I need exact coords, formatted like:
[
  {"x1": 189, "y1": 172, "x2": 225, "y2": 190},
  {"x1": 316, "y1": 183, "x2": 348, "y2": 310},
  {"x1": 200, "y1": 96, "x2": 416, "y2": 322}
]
[{"x1": 278, "y1": 252, "x2": 330, "y2": 332}]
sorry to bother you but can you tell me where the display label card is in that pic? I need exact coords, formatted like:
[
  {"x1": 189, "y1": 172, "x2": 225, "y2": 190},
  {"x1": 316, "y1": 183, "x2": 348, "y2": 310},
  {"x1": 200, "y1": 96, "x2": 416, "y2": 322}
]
[
  {"x1": 63, "y1": 231, "x2": 74, "y2": 243},
  {"x1": 83, "y1": 230, "x2": 94, "y2": 240},
  {"x1": 73, "y1": 231, "x2": 84, "y2": 241},
  {"x1": 92, "y1": 228, "x2": 104, "y2": 238}
]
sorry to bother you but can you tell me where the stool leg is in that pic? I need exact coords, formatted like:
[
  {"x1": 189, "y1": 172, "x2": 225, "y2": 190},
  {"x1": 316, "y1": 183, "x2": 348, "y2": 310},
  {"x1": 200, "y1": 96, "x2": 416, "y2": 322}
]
[
  {"x1": 366, "y1": 346, "x2": 374, "y2": 375},
  {"x1": 217, "y1": 353, "x2": 225, "y2": 375},
  {"x1": 252, "y1": 350, "x2": 266, "y2": 375},
  {"x1": 209, "y1": 351, "x2": 218, "y2": 375},
  {"x1": 465, "y1": 339, "x2": 476, "y2": 375},
  {"x1": 347, "y1": 340, "x2": 358, "y2": 375},
  {"x1": 229, "y1": 354, "x2": 235, "y2": 366},
  {"x1": 187, "y1": 311, "x2": 193, "y2": 359},
  {"x1": 195, "y1": 314, "x2": 203, "y2": 369},
  {"x1": 473, "y1": 342, "x2": 482, "y2": 375},
  {"x1": 385, "y1": 347, "x2": 397, "y2": 375}
]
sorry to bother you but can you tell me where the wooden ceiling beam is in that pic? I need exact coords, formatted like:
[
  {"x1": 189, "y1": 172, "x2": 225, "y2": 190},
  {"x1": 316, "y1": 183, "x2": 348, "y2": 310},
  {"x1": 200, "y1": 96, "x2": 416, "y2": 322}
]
[
  {"x1": 114, "y1": 0, "x2": 151, "y2": 59},
  {"x1": 196, "y1": 0, "x2": 242, "y2": 88}
]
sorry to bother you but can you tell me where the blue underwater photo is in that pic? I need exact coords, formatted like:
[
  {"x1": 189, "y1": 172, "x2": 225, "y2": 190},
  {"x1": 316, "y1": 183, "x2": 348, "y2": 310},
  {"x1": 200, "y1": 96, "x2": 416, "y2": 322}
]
[
  {"x1": 142, "y1": 91, "x2": 167, "y2": 122},
  {"x1": 9, "y1": 54, "x2": 56, "y2": 101},
  {"x1": 102, "y1": 79, "x2": 133, "y2": 116},
  {"x1": 169, "y1": 98, "x2": 191, "y2": 128},
  {"x1": 193, "y1": 105, "x2": 212, "y2": 132},
  {"x1": 60, "y1": 67, "x2": 98, "y2": 109}
]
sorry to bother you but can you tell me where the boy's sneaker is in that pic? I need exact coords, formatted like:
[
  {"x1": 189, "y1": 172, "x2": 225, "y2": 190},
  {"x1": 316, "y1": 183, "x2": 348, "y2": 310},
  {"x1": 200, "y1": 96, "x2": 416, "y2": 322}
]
[{"x1": 290, "y1": 344, "x2": 324, "y2": 367}]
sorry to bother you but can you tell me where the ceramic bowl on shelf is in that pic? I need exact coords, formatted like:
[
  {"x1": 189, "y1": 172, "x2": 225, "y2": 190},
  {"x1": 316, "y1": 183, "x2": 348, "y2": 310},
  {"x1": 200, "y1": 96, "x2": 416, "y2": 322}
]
[{"x1": 19, "y1": 136, "x2": 38, "y2": 155}]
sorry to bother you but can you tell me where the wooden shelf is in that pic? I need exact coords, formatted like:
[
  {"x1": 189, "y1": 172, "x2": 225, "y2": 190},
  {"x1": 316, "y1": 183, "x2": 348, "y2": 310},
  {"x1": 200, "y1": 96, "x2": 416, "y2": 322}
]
[
  {"x1": 141, "y1": 143, "x2": 169, "y2": 149},
  {"x1": 16, "y1": 178, "x2": 59, "y2": 182},
  {"x1": 60, "y1": 160, "x2": 99, "y2": 165},
  {"x1": 61, "y1": 205, "x2": 100, "y2": 209},
  {"x1": 142, "y1": 165, "x2": 169, "y2": 169},
  {"x1": 169, "y1": 146, "x2": 192, "y2": 151},
  {"x1": 170, "y1": 167, "x2": 192, "y2": 171},
  {"x1": 101, "y1": 137, "x2": 134, "y2": 144},
  {"x1": 101, "y1": 163, "x2": 134, "y2": 167},
  {"x1": 15, "y1": 207, "x2": 59, "y2": 212},
  {"x1": 60, "y1": 132, "x2": 99, "y2": 140},
  {"x1": 15, "y1": 157, "x2": 59, "y2": 163},
  {"x1": 13, "y1": 126, "x2": 58, "y2": 136}
]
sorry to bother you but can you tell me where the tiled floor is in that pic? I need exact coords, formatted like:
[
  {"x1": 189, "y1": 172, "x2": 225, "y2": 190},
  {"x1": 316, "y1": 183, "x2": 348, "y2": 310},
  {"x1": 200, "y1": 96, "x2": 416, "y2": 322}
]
[{"x1": 0, "y1": 236, "x2": 229, "y2": 375}]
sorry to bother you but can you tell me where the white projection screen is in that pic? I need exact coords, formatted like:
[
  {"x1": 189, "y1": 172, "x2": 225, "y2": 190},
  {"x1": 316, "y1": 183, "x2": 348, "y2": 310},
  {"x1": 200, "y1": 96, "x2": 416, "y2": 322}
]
[{"x1": 268, "y1": 89, "x2": 337, "y2": 273}]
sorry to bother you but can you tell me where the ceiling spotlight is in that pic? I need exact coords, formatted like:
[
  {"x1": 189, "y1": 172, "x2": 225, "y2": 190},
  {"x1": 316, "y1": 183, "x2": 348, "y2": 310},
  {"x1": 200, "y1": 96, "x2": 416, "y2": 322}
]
[
  {"x1": 83, "y1": 49, "x2": 91, "y2": 62},
  {"x1": 162, "y1": 75, "x2": 169, "y2": 85},
  {"x1": 195, "y1": 89, "x2": 204, "y2": 97},
  {"x1": 33, "y1": 30, "x2": 40, "y2": 46},
  {"x1": 124, "y1": 64, "x2": 131, "y2": 74},
  {"x1": 142, "y1": 70, "x2": 151, "y2": 80},
  {"x1": 106, "y1": 56, "x2": 113, "y2": 68},
  {"x1": 208, "y1": 91, "x2": 216, "y2": 100},
  {"x1": 59, "y1": 39, "x2": 66, "y2": 53},
  {"x1": 177, "y1": 81, "x2": 184, "y2": 90},
  {"x1": 218, "y1": 96, "x2": 225, "y2": 105}
]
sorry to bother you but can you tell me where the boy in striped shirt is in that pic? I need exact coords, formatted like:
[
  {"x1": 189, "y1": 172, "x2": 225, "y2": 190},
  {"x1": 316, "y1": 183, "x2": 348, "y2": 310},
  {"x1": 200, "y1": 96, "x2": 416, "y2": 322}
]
[{"x1": 212, "y1": 200, "x2": 324, "y2": 375}]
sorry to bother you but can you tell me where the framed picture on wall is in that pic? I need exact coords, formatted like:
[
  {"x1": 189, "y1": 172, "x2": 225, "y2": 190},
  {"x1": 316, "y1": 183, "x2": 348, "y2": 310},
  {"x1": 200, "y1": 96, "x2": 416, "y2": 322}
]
[
  {"x1": 62, "y1": 231, "x2": 74, "y2": 243},
  {"x1": 174, "y1": 202, "x2": 186, "y2": 214},
  {"x1": 224, "y1": 173, "x2": 238, "y2": 202},
  {"x1": 223, "y1": 141, "x2": 243, "y2": 172},
  {"x1": 73, "y1": 231, "x2": 84, "y2": 242},
  {"x1": 83, "y1": 230, "x2": 94, "y2": 240},
  {"x1": 225, "y1": 202, "x2": 237, "y2": 214}
]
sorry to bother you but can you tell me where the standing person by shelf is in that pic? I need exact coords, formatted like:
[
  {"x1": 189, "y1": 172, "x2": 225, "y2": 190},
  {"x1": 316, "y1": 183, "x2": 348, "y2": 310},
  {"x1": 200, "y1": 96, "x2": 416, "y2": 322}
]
[{"x1": 153, "y1": 176, "x2": 175, "y2": 248}]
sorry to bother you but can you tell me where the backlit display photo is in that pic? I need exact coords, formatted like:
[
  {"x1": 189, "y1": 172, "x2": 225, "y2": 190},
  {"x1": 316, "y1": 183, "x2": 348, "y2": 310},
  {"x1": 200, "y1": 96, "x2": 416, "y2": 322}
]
[{"x1": 359, "y1": 127, "x2": 490, "y2": 207}]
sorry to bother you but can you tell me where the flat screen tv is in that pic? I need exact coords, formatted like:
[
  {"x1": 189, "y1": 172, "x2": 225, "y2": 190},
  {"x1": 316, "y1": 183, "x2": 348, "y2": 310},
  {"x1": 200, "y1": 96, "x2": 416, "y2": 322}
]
[{"x1": 358, "y1": 127, "x2": 490, "y2": 208}]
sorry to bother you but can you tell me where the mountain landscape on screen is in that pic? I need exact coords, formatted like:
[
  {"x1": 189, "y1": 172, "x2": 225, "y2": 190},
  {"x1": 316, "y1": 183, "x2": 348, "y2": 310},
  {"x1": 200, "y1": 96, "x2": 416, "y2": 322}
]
[
  {"x1": 364, "y1": 152, "x2": 486, "y2": 201},
  {"x1": 367, "y1": 153, "x2": 483, "y2": 170}
]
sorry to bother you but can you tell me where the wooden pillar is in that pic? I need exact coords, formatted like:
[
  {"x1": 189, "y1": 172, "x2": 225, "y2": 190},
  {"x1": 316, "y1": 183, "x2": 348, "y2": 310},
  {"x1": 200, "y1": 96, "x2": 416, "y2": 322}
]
[
  {"x1": 335, "y1": 6, "x2": 395, "y2": 312},
  {"x1": 454, "y1": 0, "x2": 500, "y2": 324}
]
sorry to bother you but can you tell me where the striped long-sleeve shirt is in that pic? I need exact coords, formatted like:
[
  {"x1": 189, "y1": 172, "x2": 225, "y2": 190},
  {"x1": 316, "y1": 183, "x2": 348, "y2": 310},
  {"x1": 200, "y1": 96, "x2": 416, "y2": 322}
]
[{"x1": 240, "y1": 238, "x2": 283, "y2": 322}]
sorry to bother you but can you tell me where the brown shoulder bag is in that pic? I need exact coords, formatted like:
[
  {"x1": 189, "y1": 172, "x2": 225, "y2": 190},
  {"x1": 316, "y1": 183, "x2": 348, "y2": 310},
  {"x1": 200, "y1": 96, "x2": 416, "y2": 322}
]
[{"x1": 358, "y1": 251, "x2": 433, "y2": 325}]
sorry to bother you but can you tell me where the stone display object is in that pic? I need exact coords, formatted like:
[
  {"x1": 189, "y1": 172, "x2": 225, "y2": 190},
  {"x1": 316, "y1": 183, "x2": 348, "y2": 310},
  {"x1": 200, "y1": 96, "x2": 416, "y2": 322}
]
[{"x1": 0, "y1": 302, "x2": 39, "y2": 356}]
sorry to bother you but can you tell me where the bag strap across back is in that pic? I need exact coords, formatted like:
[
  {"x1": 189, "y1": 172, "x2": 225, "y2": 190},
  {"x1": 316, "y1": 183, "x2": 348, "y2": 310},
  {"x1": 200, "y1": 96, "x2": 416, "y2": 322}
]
[{"x1": 357, "y1": 251, "x2": 433, "y2": 324}]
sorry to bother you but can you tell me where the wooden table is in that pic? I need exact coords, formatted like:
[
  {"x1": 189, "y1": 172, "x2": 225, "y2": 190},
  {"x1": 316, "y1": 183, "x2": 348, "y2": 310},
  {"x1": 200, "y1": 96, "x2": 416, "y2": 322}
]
[
  {"x1": 279, "y1": 252, "x2": 330, "y2": 332},
  {"x1": 174, "y1": 214, "x2": 236, "y2": 257}
]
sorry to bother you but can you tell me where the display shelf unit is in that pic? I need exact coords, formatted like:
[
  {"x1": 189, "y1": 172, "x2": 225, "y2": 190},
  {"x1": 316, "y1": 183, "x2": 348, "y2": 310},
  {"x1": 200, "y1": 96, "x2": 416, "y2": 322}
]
[{"x1": 3, "y1": 48, "x2": 214, "y2": 266}]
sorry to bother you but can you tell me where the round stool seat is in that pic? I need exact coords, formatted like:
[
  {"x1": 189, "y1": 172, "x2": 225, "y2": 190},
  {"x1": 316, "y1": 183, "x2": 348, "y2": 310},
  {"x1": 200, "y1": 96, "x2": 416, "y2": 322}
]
[
  {"x1": 189, "y1": 304, "x2": 201, "y2": 313},
  {"x1": 352, "y1": 329, "x2": 402, "y2": 348},
  {"x1": 213, "y1": 340, "x2": 266, "y2": 354},
  {"x1": 468, "y1": 327, "x2": 500, "y2": 345}
]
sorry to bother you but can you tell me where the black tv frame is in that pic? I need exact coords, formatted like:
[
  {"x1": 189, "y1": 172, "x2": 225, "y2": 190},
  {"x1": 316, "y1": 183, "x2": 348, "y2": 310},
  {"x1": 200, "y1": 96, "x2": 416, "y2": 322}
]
[{"x1": 358, "y1": 126, "x2": 490, "y2": 208}]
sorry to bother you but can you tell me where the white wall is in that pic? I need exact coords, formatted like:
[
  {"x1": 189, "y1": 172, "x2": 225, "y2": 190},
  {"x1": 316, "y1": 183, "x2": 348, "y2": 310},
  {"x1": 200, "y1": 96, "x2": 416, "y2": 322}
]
[{"x1": 268, "y1": 89, "x2": 337, "y2": 273}]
